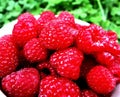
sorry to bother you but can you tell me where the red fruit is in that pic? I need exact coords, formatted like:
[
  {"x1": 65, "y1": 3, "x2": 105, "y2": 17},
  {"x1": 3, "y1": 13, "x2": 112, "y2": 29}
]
[
  {"x1": 0, "y1": 37, "x2": 18, "y2": 78},
  {"x1": 107, "y1": 30, "x2": 118, "y2": 41},
  {"x1": 76, "y1": 24, "x2": 108, "y2": 54},
  {"x1": 18, "y1": 12, "x2": 37, "y2": 22},
  {"x1": 105, "y1": 41, "x2": 120, "y2": 56},
  {"x1": 23, "y1": 38, "x2": 48, "y2": 63},
  {"x1": 58, "y1": 11, "x2": 76, "y2": 28},
  {"x1": 37, "y1": 62, "x2": 57, "y2": 79},
  {"x1": 39, "y1": 76, "x2": 81, "y2": 97},
  {"x1": 95, "y1": 52, "x2": 115, "y2": 67},
  {"x1": 50, "y1": 47, "x2": 83, "y2": 80},
  {"x1": 37, "y1": 11, "x2": 55, "y2": 33},
  {"x1": 12, "y1": 13, "x2": 38, "y2": 48},
  {"x1": 39, "y1": 19, "x2": 77, "y2": 50},
  {"x1": 81, "y1": 89, "x2": 98, "y2": 97},
  {"x1": 108, "y1": 63, "x2": 120, "y2": 79},
  {"x1": 87, "y1": 65, "x2": 116, "y2": 94},
  {"x1": 2, "y1": 68, "x2": 40, "y2": 97}
]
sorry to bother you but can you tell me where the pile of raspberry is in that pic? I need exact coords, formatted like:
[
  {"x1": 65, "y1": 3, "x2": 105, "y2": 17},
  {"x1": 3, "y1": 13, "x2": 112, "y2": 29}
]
[{"x1": 0, "y1": 11, "x2": 120, "y2": 97}]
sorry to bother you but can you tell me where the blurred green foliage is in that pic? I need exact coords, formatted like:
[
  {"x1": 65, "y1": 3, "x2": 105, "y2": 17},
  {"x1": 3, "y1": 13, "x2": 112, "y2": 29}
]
[{"x1": 0, "y1": 0, "x2": 120, "y2": 38}]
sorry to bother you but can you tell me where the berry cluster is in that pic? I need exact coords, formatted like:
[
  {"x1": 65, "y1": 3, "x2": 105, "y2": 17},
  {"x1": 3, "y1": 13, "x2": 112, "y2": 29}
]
[{"x1": 0, "y1": 11, "x2": 120, "y2": 97}]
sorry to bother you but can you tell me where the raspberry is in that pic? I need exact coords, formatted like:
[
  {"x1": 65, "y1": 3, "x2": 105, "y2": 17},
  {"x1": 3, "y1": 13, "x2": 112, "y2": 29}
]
[
  {"x1": 50, "y1": 47, "x2": 83, "y2": 80},
  {"x1": 58, "y1": 11, "x2": 76, "y2": 28},
  {"x1": 12, "y1": 13, "x2": 38, "y2": 48},
  {"x1": 87, "y1": 65, "x2": 116, "y2": 94},
  {"x1": 105, "y1": 41, "x2": 120, "y2": 56},
  {"x1": 95, "y1": 51, "x2": 120, "y2": 80},
  {"x1": 95, "y1": 52, "x2": 115, "y2": 67},
  {"x1": 37, "y1": 62, "x2": 57, "y2": 79},
  {"x1": 23, "y1": 38, "x2": 48, "y2": 63},
  {"x1": 81, "y1": 89, "x2": 98, "y2": 97},
  {"x1": 2, "y1": 68, "x2": 40, "y2": 97},
  {"x1": 18, "y1": 12, "x2": 37, "y2": 22},
  {"x1": 107, "y1": 30, "x2": 118, "y2": 41},
  {"x1": 39, "y1": 19, "x2": 77, "y2": 50},
  {"x1": 76, "y1": 24, "x2": 108, "y2": 54},
  {"x1": 0, "y1": 36, "x2": 18, "y2": 78},
  {"x1": 39, "y1": 76, "x2": 81, "y2": 97},
  {"x1": 108, "y1": 63, "x2": 120, "y2": 79},
  {"x1": 37, "y1": 11, "x2": 55, "y2": 33}
]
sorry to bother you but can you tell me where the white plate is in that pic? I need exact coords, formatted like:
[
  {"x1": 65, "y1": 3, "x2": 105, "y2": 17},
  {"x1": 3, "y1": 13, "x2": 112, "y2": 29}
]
[{"x1": 0, "y1": 16, "x2": 119, "y2": 97}]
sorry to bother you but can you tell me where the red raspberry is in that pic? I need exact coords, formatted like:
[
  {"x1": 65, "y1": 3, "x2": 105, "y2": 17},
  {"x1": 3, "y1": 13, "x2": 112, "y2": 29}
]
[
  {"x1": 58, "y1": 11, "x2": 76, "y2": 28},
  {"x1": 18, "y1": 12, "x2": 37, "y2": 22},
  {"x1": 0, "y1": 37, "x2": 18, "y2": 78},
  {"x1": 50, "y1": 47, "x2": 83, "y2": 80},
  {"x1": 95, "y1": 52, "x2": 115, "y2": 67},
  {"x1": 37, "y1": 11, "x2": 56, "y2": 33},
  {"x1": 2, "y1": 68, "x2": 40, "y2": 97},
  {"x1": 108, "y1": 63, "x2": 120, "y2": 79},
  {"x1": 107, "y1": 30, "x2": 118, "y2": 41},
  {"x1": 37, "y1": 62, "x2": 57, "y2": 79},
  {"x1": 39, "y1": 19, "x2": 78, "y2": 50},
  {"x1": 87, "y1": 65, "x2": 116, "y2": 94},
  {"x1": 95, "y1": 51, "x2": 120, "y2": 79},
  {"x1": 23, "y1": 38, "x2": 48, "y2": 63},
  {"x1": 105, "y1": 41, "x2": 120, "y2": 56},
  {"x1": 12, "y1": 13, "x2": 38, "y2": 48},
  {"x1": 76, "y1": 24, "x2": 108, "y2": 54},
  {"x1": 39, "y1": 76, "x2": 81, "y2": 97},
  {"x1": 81, "y1": 89, "x2": 98, "y2": 97}
]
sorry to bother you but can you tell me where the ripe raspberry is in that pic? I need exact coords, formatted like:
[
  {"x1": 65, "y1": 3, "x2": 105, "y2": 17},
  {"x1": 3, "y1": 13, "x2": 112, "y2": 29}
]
[
  {"x1": 50, "y1": 47, "x2": 83, "y2": 80},
  {"x1": 107, "y1": 30, "x2": 118, "y2": 41},
  {"x1": 23, "y1": 38, "x2": 48, "y2": 63},
  {"x1": 37, "y1": 62, "x2": 57, "y2": 79},
  {"x1": 105, "y1": 41, "x2": 120, "y2": 56},
  {"x1": 0, "y1": 34, "x2": 15, "y2": 43},
  {"x1": 108, "y1": 63, "x2": 120, "y2": 79},
  {"x1": 95, "y1": 51, "x2": 120, "y2": 79},
  {"x1": 39, "y1": 76, "x2": 81, "y2": 97},
  {"x1": 0, "y1": 37, "x2": 18, "y2": 78},
  {"x1": 12, "y1": 13, "x2": 38, "y2": 48},
  {"x1": 81, "y1": 89, "x2": 98, "y2": 97},
  {"x1": 87, "y1": 65, "x2": 116, "y2": 94},
  {"x1": 2, "y1": 68, "x2": 40, "y2": 97},
  {"x1": 37, "y1": 11, "x2": 55, "y2": 33},
  {"x1": 76, "y1": 24, "x2": 108, "y2": 54},
  {"x1": 39, "y1": 19, "x2": 77, "y2": 50},
  {"x1": 58, "y1": 11, "x2": 76, "y2": 28},
  {"x1": 95, "y1": 51, "x2": 115, "y2": 67},
  {"x1": 18, "y1": 12, "x2": 37, "y2": 22}
]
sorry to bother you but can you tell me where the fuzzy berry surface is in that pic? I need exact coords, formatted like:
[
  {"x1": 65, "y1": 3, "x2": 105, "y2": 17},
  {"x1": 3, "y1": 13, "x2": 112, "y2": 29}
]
[
  {"x1": 87, "y1": 65, "x2": 116, "y2": 94},
  {"x1": 39, "y1": 76, "x2": 81, "y2": 97},
  {"x1": 23, "y1": 38, "x2": 48, "y2": 63},
  {"x1": 39, "y1": 19, "x2": 77, "y2": 50},
  {"x1": 81, "y1": 89, "x2": 98, "y2": 97},
  {"x1": 50, "y1": 47, "x2": 83, "y2": 80},
  {"x1": 12, "y1": 13, "x2": 38, "y2": 48},
  {"x1": 58, "y1": 11, "x2": 76, "y2": 28},
  {"x1": 76, "y1": 24, "x2": 109, "y2": 54},
  {"x1": 2, "y1": 68, "x2": 40, "y2": 97},
  {"x1": 0, "y1": 37, "x2": 18, "y2": 78},
  {"x1": 37, "y1": 11, "x2": 56, "y2": 33}
]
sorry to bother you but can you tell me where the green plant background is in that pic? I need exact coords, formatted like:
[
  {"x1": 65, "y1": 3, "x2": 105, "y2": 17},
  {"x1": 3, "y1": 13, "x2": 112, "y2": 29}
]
[{"x1": 0, "y1": 0, "x2": 120, "y2": 38}]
